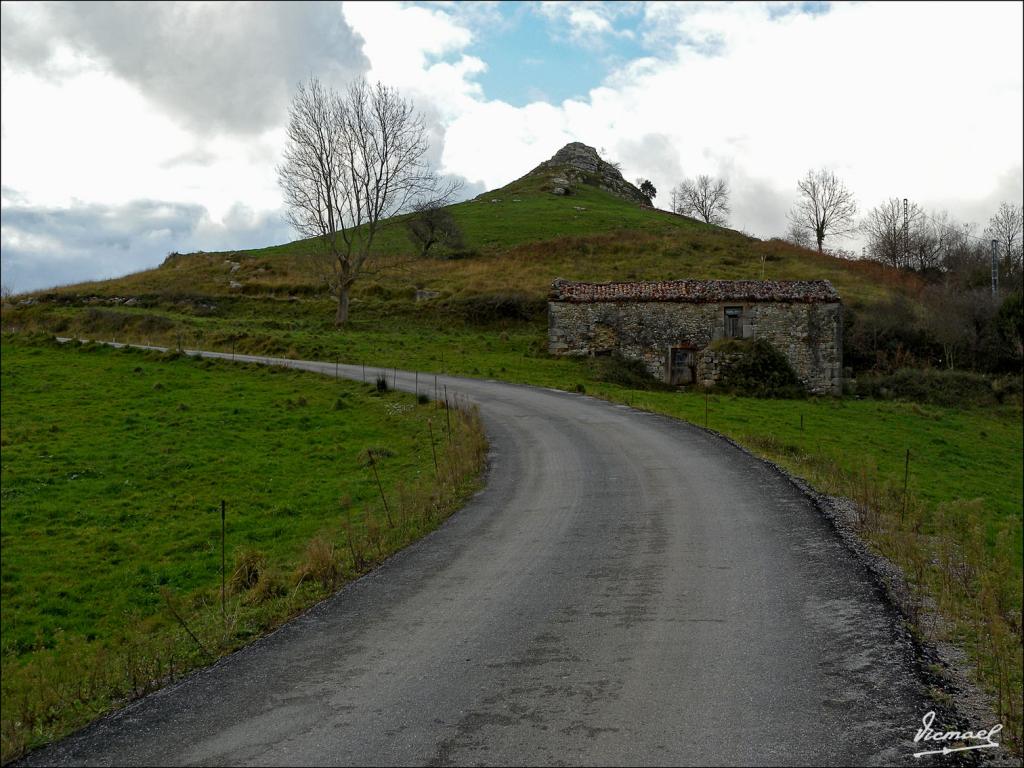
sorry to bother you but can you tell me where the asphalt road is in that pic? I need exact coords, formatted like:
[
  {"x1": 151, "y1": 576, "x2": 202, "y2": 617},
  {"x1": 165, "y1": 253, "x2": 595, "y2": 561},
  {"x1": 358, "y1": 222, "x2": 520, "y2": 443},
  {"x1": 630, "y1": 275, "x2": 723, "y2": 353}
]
[{"x1": 24, "y1": 349, "x2": 932, "y2": 766}]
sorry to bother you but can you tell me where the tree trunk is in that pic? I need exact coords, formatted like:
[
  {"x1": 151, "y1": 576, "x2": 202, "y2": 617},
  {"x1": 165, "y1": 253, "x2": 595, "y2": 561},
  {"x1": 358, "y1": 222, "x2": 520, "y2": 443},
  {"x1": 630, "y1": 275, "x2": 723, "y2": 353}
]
[
  {"x1": 335, "y1": 284, "x2": 351, "y2": 327},
  {"x1": 816, "y1": 229, "x2": 825, "y2": 253}
]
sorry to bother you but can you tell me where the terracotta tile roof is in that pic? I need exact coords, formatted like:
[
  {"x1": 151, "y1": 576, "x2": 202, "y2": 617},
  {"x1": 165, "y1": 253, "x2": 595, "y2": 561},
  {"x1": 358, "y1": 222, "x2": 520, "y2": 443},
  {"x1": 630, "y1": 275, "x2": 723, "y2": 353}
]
[{"x1": 549, "y1": 278, "x2": 840, "y2": 303}]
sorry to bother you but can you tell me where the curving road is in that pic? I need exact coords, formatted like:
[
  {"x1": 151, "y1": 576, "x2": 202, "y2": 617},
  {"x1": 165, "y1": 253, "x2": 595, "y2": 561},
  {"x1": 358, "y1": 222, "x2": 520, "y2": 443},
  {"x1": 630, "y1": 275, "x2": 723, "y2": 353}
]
[{"x1": 25, "y1": 349, "x2": 931, "y2": 766}]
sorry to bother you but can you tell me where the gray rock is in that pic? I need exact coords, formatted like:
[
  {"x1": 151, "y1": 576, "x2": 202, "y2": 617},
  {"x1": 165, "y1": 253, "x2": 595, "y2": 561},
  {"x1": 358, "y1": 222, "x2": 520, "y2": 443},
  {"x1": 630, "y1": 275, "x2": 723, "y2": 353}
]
[{"x1": 530, "y1": 142, "x2": 651, "y2": 206}]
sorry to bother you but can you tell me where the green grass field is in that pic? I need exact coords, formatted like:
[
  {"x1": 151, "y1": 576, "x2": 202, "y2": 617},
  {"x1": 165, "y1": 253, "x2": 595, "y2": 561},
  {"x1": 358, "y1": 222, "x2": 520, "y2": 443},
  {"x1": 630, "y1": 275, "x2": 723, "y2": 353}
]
[{"x1": 0, "y1": 336, "x2": 486, "y2": 762}]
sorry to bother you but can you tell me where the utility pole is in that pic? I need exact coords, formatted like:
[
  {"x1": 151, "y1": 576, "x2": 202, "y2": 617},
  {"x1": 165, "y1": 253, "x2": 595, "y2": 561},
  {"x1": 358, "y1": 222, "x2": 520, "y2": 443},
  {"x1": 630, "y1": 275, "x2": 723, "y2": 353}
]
[
  {"x1": 903, "y1": 198, "x2": 909, "y2": 267},
  {"x1": 991, "y1": 239, "x2": 999, "y2": 297}
]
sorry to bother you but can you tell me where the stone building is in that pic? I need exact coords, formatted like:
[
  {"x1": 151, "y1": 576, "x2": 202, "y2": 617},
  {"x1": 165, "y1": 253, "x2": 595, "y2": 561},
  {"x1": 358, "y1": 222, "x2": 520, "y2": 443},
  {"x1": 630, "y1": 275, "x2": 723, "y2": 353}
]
[{"x1": 548, "y1": 278, "x2": 843, "y2": 395}]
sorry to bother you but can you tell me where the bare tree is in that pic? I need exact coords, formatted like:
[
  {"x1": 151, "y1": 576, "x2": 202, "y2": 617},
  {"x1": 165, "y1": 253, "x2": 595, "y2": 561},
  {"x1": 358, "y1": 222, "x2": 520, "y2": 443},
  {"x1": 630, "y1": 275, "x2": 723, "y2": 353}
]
[
  {"x1": 405, "y1": 197, "x2": 464, "y2": 258},
  {"x1": 909, "y1": 223, "x2": 943, "y2": 273},
  {"x1": 984, "y1": 201, "x2": 1024, "y2": 276},
  {"x1": 783, "y1": 221, "x2": 812, "y2": 250},
  {"x1": 860, "y1": 197, "x2": 925, "y2": 270},
  {"x1": 671, "y1": 175, "x2": 730, "y2": 225},
  {"x1": 937, "y1": 215, "x2": 988, "y2": 284},
  {"x1": 670, "y1": 184, "x2": 684, "y2": 216},
  {"x1": 278, "y1": 77, "x2": 455, "y2": 325},
  {"x1": 788, "y1": 168, "x2": 858, "y2": 253}
]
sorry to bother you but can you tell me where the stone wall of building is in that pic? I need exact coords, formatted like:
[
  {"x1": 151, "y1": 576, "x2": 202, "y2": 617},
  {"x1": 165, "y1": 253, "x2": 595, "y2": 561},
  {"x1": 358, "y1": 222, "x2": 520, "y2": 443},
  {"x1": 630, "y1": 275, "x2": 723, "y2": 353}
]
[
  {"x1": 695, "y1": 348, "x2": 746, "y2": 388},
  {"x1": 548, "y1": 299, "x2": 843, "y2": 394}
]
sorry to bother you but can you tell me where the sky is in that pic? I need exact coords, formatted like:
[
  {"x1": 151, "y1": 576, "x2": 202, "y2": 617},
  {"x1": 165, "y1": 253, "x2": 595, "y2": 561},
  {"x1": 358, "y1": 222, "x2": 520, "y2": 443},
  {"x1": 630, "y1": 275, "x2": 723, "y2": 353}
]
[{"x1": 2, "y1": 1, "x2": 1022, "y2": 293}]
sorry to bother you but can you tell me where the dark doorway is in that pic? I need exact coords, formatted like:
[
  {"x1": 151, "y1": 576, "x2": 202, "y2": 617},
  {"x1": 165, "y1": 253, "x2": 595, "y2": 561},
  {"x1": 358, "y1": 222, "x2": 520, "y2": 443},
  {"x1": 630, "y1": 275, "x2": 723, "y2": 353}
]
[{"x1": 669, "y1": 347, "x2": 695, "y2": 385}]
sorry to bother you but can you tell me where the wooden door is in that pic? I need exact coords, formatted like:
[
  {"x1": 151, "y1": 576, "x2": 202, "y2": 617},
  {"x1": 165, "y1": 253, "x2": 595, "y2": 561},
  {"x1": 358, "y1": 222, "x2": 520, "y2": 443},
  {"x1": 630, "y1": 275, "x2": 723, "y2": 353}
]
[{"x1": 669, "y1": 348, "x2": 694, "y2": 385}]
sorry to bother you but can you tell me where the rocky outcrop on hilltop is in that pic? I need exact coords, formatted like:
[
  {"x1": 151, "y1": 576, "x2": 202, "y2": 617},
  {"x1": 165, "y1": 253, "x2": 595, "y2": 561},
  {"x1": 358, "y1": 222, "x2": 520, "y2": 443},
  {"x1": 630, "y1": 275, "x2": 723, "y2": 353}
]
[{"x1": 529, "y1": 142, "x2": 651, "y2": 206}]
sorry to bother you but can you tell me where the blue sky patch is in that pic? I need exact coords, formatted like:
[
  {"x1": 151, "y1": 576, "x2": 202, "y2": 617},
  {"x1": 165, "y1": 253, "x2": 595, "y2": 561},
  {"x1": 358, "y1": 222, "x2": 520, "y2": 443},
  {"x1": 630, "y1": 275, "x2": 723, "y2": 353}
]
[{"x1": 463, "y1": 3, "x2": 648, "y2": 106}]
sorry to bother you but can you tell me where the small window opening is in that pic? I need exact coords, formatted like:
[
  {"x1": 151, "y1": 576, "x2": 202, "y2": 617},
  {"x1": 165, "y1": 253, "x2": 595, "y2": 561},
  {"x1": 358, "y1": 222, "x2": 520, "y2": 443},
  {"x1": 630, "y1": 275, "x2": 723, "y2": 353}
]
[{"x1": 724, "y1": 306, "x2": 742, "y2": 338}]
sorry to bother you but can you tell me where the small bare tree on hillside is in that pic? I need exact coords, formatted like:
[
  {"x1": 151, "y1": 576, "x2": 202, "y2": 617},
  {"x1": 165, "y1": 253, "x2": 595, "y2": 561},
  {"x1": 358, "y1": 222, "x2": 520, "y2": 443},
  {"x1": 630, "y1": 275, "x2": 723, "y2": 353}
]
[
  {"x1": 909, "y1": 213, "x2": 952, "y2": 274},
  {"x1": 783, "y1": 221, "x2": 812, "y2": 250},
  {"x1": 278, "y1": 77, "x2": 456, "y2": 325},
  {"x1": 788, "y1": 168, "x2": 858, "y2": 253},
  {"x1": 671, "y1": 175, "x2": 730, "y2": 225},
  {"x1": 406, "y1": 197, "x2": 464, "y2": 258},
  {"x1": 861, "y1": 197, "x2": 925, "y2": 270}
]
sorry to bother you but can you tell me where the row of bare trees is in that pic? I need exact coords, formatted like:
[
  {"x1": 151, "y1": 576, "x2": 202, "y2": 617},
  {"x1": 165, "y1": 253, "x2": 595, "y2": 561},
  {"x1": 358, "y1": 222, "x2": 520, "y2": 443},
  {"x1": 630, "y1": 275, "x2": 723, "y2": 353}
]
[
  {"x1": 779, "y1": 166, "x2": 1023, "y2": 284},
  {"x1": 846, "y1": 197, "x2": 1023, "y2": 374},
  {"x1": 860, "y1": 199, "x2": 1023, "y2": 278},
  {"x1": 666, "y1": 168, "x2": 857, "y2": 250}
]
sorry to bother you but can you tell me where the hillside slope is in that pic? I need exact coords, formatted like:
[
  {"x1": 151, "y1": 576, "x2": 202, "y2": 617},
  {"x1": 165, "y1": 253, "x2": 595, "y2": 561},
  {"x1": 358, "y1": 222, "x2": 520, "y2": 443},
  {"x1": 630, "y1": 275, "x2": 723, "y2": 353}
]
[{"x1": 18, "y1": 143, "x2": 918, "y2": 310}]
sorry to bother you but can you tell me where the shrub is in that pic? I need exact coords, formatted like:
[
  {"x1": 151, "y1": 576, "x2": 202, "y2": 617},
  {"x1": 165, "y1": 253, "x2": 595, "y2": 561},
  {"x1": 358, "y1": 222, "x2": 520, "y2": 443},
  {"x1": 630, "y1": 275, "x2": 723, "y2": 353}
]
[
  {"x1": 843, "y1": 299, "x2": 940, "y2": 372},
  {"x1": 855, "y1": 368, "x2": 1024, "y2": 407},
  {"x1": 244, "y1": 568, "x2": 288, "y2": 605},
  {"x1": 713, "y1": 338, "x2": 806, "y2": 398},
  {"x1": 590, "y1": 353, "x2": 669, "y2": 390},
  {"x1": 229, "y1": 548, "x2": 267, "y2": 593},
  {"x1": 293, "y1": 538, "x2": 341, "y2": 591},
  {"x1": 445, "y1": 293, "x2": 546, "y2": 323},
  {"x1": 79, "y1": 309, "x2": 176, "y2": 337},
  {"x1": 375, "y1": 375, "x2": 389, "y2": 392},
  {"x1": 442, "y1": 247, "x2": 480, "y2": 260}
]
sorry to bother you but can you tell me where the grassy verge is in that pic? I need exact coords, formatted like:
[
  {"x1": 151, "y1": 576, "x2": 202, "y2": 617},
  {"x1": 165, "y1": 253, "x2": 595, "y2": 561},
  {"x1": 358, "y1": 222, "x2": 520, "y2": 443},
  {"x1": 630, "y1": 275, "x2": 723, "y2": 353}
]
[{"x1": 0, "y1": 335, "x2": 487, "y2": 764}]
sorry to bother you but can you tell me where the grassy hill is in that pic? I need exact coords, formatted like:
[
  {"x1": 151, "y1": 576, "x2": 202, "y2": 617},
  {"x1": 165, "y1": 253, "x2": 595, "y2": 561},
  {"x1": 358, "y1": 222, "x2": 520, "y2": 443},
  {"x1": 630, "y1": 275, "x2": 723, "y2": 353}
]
[{"x1": 24, "y1": 168, "x2": 917, "y2": 308}]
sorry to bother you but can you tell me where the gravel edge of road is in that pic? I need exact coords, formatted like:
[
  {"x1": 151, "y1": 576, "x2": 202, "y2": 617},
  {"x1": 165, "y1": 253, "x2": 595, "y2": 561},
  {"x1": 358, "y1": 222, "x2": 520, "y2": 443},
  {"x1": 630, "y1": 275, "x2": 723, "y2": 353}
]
[{"x1": 680, "y1": 418, "x2": 1017, "y2": 766}]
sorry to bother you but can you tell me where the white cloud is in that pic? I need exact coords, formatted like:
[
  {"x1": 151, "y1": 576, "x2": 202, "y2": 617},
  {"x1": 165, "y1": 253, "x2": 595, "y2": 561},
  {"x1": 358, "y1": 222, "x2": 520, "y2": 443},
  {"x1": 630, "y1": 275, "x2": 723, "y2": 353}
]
[
  {"x1": 0, "y1": 197, "x2": 292, "y2": 293},
  {"x1": 1, "y1": 1, "x2": 369, "y2": 133},
  {"x1": 537, "y1": 1, "x2": 641, "y2": 47},
  {"x1": 340, "y1": 2, "x2": 487, "y2": 175},
  {"x1": 439, "y1": 1, "x2": 1024, "y2": 240},
  {"x1": 342, "y1": 2, "x2": 484, "y2": 119}
]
